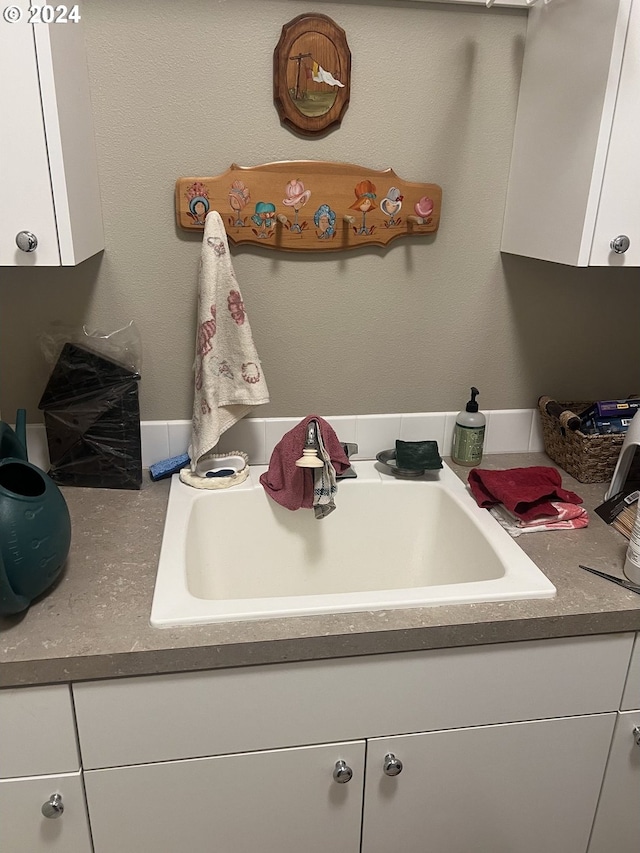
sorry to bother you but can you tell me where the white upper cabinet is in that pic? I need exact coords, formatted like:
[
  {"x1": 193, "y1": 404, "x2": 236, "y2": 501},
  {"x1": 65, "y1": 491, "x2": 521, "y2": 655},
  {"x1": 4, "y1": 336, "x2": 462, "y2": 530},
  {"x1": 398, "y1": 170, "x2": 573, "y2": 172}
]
[
  {"x1": 501, "y1": 0, "x2": 640, "y2": 266},
  {"x1": 0, "y1": 2, "x2": 103, "y2": 266}
]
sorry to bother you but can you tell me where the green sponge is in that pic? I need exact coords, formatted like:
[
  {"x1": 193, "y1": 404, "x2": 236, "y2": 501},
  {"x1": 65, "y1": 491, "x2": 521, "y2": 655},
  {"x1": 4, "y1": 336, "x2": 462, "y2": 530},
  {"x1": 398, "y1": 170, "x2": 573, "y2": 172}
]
[{"x1": 395, "y1": 439, "x2": 443, "y2": 471}]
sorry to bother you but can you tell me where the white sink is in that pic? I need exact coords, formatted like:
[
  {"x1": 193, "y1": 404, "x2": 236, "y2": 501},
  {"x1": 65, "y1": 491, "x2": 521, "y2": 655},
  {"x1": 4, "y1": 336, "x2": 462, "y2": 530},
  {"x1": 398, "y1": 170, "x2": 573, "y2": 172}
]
[{"x1": 151, "y1": 461, "x2": 555, "y2": 627}]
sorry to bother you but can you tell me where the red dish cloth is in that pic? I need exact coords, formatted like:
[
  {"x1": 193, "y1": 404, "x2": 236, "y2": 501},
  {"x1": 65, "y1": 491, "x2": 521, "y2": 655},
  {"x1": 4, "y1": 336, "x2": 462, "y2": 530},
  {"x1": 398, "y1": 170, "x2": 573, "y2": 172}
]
[
  {"x1": 467, "y1": 466, "x2": 583, "y2": 521},
  {"x1": 259, "y1": 415, "x2": 350, "y2": 511}
]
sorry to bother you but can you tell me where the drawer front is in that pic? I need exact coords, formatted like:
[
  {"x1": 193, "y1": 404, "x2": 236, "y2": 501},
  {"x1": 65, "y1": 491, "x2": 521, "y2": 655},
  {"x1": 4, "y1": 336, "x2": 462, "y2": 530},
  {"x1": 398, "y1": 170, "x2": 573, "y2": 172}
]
[
  {"x1": 85, "y1": 741, "x2": 365, "y2": 853},
  {"x1": 0, "y1": 685, "x2": 79, "y2": 778},
  {"x1": 0, "y1": 770, "x2": 92, "y2": 853},
  {"x1": 73, "y1": 634, "x2": 633, "y2": 769},
  {"x1": 621, "y1": 633, "x2": 639, "y2": 711}
]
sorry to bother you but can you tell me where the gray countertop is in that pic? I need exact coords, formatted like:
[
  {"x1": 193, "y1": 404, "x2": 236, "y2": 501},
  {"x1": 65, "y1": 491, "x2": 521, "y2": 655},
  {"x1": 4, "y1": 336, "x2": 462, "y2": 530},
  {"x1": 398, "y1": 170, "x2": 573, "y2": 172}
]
[{"x1": 1, "y1": 454, "x2": 639, "y2": 688}]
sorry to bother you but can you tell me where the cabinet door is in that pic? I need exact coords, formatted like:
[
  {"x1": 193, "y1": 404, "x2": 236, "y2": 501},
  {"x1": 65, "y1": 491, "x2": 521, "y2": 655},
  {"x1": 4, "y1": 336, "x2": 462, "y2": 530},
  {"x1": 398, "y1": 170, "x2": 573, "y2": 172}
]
[
  {"x1": 589, "y1": 3, "x2": 640, "y2": 267},
  {"x1": 0, "y1": 771, "x2": 92, "y2": 853},
  {"x1": 589, "y1": 0, "x2": 640, "y2": 266},
  {"x1": 588, "y1": 710, "x2": 640, "y2": 853},
  {"x1": 85, "y1": 740, "x2": 365, "y2": 853},
  {"x1": 500, "y1": 0, "x2": 632, "y2": 266},
  {"x1": 0, "y1": 1, "x2": 60, "y2": 266},
  {"x1": 362, "y1": 714, "x2": 615, "y2": 853},
  {"x1": 621, "y1": 634, "x2": 640, "y2": 710}
]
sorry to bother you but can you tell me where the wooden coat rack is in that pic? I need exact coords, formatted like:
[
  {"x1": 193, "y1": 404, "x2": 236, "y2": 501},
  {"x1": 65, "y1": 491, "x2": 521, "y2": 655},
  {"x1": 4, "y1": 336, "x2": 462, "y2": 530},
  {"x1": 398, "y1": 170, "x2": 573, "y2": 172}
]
[{"x1": 176, "y1": 161, "x2": 442, "y2": 252}]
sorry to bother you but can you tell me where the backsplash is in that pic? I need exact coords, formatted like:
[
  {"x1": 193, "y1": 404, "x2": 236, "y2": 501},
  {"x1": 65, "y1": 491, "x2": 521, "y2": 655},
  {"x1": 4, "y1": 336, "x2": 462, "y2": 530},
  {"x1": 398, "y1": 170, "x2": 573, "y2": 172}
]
[
  {"x1": 146, "y1": 409, "x2": 543, "y2": 470},
  {"x1": 25, "y1": 409, "x2": 545, "y2": 473}
]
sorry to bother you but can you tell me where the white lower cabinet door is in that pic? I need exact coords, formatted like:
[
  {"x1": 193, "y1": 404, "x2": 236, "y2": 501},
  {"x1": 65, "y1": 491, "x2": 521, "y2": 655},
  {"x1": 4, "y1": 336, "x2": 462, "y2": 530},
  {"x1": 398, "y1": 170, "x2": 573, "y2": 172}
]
[
  {"x1": 588, "y1": 710, "x2": 640, "y2": 853},
  {"x1": 84, "y1": 740, "x2": 365, "y2": 853},
  {"x1": 0, "y1": 771, "x2": 92, "y2": 852},
  {"x1": 362, "y1": 714, "x2": 616, "y2": 853}
]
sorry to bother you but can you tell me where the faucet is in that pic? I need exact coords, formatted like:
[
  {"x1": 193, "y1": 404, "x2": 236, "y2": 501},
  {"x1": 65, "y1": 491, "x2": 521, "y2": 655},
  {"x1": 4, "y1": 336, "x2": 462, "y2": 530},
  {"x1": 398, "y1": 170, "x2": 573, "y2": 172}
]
[
  {"x1": 295, "y1": 419, "x2": 358, "y2": 477},
  {"x1": 295, "y1": 420, "x2": 324, "y2": 468}
]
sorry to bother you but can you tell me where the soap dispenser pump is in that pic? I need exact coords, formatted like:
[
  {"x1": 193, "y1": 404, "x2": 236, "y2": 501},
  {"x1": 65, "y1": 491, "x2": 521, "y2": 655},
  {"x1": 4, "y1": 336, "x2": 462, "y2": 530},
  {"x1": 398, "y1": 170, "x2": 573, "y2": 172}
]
[{"x1": 452, "y1": 386, "x2": 486, "y2": 466}]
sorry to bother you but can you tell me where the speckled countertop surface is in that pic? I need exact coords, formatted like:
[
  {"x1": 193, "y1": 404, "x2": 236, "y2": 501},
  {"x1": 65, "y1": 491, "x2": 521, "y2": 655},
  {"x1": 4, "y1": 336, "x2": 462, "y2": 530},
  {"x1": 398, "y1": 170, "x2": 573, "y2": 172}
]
[{"x1": 1, "y1": 453, "x2": 639, "y2": 688}]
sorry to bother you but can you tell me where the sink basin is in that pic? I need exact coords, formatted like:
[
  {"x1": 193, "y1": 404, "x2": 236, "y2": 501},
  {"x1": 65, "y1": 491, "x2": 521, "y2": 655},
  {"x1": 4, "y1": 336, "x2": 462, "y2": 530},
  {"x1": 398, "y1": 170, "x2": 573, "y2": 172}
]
[{"x1": 151, "y1": 460, "x2": 555, "y2": 627}]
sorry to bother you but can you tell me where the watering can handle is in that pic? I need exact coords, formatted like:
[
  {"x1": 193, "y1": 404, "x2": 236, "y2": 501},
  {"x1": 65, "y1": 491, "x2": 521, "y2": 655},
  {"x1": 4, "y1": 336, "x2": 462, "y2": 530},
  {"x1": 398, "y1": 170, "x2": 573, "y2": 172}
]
[
  {"x1": 0, "y1": 551, "x2": 29, "y2": 615},
  {"x1": 0, "y1": 410, "x2": 28, "y2": 462},
  {"x1": 15, "y1": 409, "x2": 27, "y2": 459}
]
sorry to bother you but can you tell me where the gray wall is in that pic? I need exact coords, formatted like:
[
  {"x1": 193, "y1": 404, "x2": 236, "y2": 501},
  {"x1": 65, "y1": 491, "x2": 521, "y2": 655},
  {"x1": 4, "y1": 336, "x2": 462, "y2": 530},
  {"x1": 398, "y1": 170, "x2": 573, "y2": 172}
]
[{"x1": 2, "y1": 0, "x2": 639, "y2": 422}]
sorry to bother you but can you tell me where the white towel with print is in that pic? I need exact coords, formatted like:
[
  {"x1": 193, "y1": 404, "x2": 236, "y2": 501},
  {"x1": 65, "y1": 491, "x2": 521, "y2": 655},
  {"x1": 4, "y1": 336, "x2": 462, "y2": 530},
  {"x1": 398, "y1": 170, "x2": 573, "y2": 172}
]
[{"x1": 189, "y1": 211, "x2": 269, "y2": 473}]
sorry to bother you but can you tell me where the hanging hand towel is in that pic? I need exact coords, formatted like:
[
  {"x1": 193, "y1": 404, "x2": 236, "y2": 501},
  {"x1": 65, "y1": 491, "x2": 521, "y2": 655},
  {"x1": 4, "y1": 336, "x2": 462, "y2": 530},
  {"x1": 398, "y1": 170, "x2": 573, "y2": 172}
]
[
  {"x1": 189, "y1": 211, "x2": 269, "y2": 474},
  {"x1": 313, "y1": 426, "x2": 339, "y2": 519},
  {"x1": 259, "y1": 415, "x2": 350, "y2": 514}
]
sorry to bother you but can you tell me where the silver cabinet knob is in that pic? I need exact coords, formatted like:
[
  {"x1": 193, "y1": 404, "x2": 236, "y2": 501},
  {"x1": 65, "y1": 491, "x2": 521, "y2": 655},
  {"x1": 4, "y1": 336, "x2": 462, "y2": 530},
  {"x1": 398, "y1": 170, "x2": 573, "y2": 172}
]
[
  {"x1": 333, "y1": 760, "x2": 353, "y2": 784},
  {"x1": 610, "y1": 235, "x2": 630, "y2": 254},
  {"x1": 15, "y1": 231, "x2": 38, "y2": 253},
  {"x1": 383, "y1": 753, "x2": 403, "y2": 776},
  {"x1": 633, "y1": 726, "x2": 640, "y2": 747},
  {"x1": 41, "y1": 793, "x2": 64, "y2": 819}
]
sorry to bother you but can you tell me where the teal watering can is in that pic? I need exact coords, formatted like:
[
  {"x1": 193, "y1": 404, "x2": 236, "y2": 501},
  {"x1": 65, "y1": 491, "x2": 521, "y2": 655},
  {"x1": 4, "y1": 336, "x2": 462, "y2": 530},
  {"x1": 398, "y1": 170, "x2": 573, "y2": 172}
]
[{"x1": 0, "y1": 410, "x2": 71, "y2": 614}]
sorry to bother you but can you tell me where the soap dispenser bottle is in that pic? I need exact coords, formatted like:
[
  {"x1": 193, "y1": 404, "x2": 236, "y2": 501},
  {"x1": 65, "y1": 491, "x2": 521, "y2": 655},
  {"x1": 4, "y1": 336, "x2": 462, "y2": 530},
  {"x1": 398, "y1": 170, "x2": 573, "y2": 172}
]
[{"x1": 452, "y1": 387, "x2": 486, "y2": 466}]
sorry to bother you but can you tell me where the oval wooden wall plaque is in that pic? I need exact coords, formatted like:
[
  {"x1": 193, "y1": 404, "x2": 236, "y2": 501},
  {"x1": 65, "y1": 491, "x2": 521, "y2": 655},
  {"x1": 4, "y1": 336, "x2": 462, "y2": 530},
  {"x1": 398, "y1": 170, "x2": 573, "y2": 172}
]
[{"x1": 273, "y1": 14, "x2": 351, "y2": 137}]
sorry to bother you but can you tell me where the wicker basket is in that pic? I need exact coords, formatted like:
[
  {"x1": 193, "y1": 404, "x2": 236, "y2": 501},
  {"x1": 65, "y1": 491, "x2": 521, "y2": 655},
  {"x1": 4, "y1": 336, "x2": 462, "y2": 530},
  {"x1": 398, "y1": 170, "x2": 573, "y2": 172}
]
[{"x1": 537, "y1": 398, "x2": 625, "y2": 484}]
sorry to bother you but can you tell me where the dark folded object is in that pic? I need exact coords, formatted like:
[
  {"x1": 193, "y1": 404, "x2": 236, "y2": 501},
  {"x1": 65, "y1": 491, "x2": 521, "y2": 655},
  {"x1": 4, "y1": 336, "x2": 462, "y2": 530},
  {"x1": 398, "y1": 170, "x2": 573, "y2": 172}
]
[
  {"x1": 468, "y1": 466, "x2": 583, "y2": 521},
  {"x1": 594, "y1": 485, "x2": 640, "y2": 524},
  {"x1": 395, "y1": 439, "x2": 443, "y2": 471},
  {"x1": 38, "y1": 343, "x2": 142, "y2": 489}
]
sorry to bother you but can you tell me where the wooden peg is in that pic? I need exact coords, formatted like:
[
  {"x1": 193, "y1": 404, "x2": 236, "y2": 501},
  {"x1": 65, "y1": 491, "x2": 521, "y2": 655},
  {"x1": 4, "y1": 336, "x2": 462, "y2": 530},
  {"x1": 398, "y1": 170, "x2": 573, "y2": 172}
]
[
  {"x1": 408, "y1": 215, "x2": 422, "y2": 225},
  {"x1": 277, "y1": 214, "x2": 288, "y2": 225},
  {"x1": 343, "y1": 215, "x2": 355, "y2": 225}
]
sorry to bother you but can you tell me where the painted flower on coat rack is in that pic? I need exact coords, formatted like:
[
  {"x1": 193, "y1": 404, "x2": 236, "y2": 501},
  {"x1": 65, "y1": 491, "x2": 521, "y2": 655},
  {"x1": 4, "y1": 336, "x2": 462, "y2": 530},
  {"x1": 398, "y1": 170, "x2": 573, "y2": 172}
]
[
  {"x1": 380, "y1": 187, "x2": 403, "y2": 228},
  {"x1": 186, "y1": 181, "x2": 210, "y2": 225},
  {"x1": 350, "y1": 180, "x2": 377, "y2": 236},
  {"x1": 251, "y1": 202, "x2": 276, "y2": 239},
  {"x1": 314, "y1": 204, "x2": 336, "y2": 240},
  {"x1": 414, "y1": 196, "x2": 434, "y2": 225},
  {"x1": 282, "y1": 179, "x2": 311, "y2": 233},
  {"x1": 228, "y1": 180, "x2": 251, "y2": 227}
]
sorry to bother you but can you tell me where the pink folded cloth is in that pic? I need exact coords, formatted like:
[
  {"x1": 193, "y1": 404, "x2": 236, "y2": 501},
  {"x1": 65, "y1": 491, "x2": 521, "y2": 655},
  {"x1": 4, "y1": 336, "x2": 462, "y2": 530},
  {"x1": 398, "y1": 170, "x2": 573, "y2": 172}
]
[
  {"x1": 468, "y1": 466, "x2": 583, "y2": 521},
  {"x1": 259, "y1": 415, "x2": 350, "y2": 511},
  {"x1": 490, "y1": 501, "x2": 589, "y2": 537}
]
